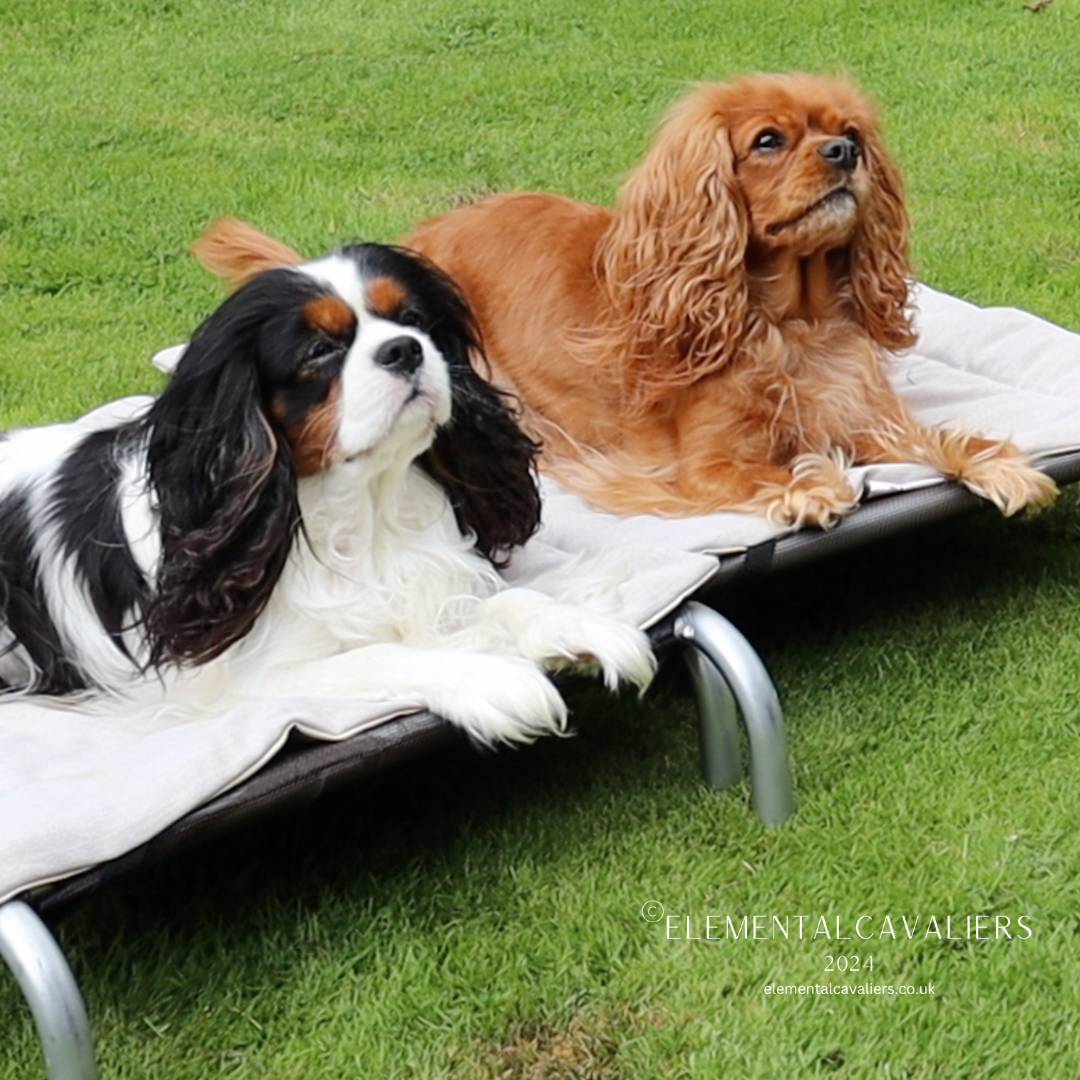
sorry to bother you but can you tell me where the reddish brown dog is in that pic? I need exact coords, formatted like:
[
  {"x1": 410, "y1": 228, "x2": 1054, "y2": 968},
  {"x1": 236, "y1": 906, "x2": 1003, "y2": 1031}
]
[{"x1": 405, "y1": 74, "x2": 1055, "y2": 525}]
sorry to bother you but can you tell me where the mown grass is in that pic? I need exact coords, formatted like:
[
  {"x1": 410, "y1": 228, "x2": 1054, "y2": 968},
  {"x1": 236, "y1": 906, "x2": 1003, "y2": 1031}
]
[{"x1": 4, "y1": 0, "x2": 1080, "y2": 1077}]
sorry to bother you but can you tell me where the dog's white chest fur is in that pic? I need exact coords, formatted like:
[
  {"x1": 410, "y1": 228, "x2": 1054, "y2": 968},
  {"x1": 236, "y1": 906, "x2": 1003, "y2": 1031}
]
[{"x1": 272, "y1": 463, "x2": 503, "y2": 655}]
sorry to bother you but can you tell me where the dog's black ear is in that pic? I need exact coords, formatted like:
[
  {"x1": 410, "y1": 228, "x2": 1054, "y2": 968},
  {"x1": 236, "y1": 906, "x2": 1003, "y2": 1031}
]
[
  {"x1": 142, "y1": 275, "x2": 301, "y2": 666},
  {"x1": 406, "y1": 259, "x2": 541, "y2": 564},
  {"x1": 424, "y1": 356, "x2": 542, "y2": 566}
]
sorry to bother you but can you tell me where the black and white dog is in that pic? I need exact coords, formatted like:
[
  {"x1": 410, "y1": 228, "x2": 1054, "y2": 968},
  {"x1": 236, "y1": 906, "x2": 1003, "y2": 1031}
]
[{"x1": 0, "y1": 243, "x2": 654, "y2": 743}]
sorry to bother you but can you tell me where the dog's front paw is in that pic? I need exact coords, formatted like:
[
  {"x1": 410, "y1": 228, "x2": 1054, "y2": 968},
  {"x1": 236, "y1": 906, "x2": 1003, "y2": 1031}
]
[
  {"x1": 518, "y1": 611, "x2": 657, "y2": 694},
  {"x1": 755, "y1": 452, "x2": 859, "y2": 529},
  {"x1": 960, "y1": 454, "x2": 1058, "y2": 517},
  {"x1": 914, "y1": 430, "x2": 1058, "y2": 517},
  {"x1": 427, "y1": 653, "x2": 570, "y2": 748}
]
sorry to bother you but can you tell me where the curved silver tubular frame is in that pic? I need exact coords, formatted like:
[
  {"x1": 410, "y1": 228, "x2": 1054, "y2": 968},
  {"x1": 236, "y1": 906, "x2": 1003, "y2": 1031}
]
[
  {"x1": 674, "y1": 601, "x2": 795, "y2": 824},
  {"x1": 684, "y1": 646, "x2": 744, "y2": 791},
  {"x1": 0, "y1": 901, "x2": 99, "y2": 1080}
]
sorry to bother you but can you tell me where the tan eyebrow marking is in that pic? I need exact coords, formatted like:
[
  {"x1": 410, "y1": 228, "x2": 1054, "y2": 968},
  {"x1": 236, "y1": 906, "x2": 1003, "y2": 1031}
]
[
  {"x1": 366, "y1": 276, "x2": 408, "y2": 318},
  {"x1": 304, "y1": 295, "x2": 357, "y2": 337}
]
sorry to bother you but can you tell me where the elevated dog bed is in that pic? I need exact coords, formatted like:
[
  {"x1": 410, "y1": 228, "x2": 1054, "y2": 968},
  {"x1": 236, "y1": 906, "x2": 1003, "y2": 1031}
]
[{"x1": 5, "y1": 284, "x2": 1080, "y2": 1080}]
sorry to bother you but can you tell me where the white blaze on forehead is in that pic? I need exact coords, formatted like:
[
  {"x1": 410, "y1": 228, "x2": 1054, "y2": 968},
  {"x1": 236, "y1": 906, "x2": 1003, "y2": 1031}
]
[{"x1": 297, "y1": 253, "x2": 370, "y2": 318}]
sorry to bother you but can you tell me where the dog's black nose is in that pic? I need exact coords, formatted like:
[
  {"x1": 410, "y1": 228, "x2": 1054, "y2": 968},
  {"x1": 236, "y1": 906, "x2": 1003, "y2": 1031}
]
[
  {"x1": 374, "y1": 335, "x2": 424, "y2": 376},
  {"x1": 819, "y1": 136, "x2": 860, "y2": 172}
]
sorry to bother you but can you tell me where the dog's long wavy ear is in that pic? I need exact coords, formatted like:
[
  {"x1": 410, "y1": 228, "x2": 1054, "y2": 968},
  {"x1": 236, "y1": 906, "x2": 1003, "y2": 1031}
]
[
  {"x1": 141, "y1": 275, "x2": 301, "y2": 667},
  {"x1": 408, "y1": 256, "x2": 541, "y2": 565},
  {"x1": 425, "y1": 357, "x2": 542, "y2": 567},
  {"x1": 593, "y1": 85, "x2": 751, "y2": 411},
  {"x1": 850, "y1": 120, "x2": 916, "y2": 351},
  {"x1": 191, "y1": 216, "x2": 304, "y2": 291}
]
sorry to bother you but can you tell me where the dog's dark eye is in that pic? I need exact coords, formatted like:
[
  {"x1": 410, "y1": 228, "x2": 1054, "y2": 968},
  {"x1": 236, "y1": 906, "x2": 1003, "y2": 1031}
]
[
  {"x1": 844, "y1": 127, "x2": 862, "y2": 148},
  {"x1": 299, "y1": 336, "x2": 345, "y2": 373},
  {"x1": 752, "y1": 129, "x2": 785, "y2": 152},
  {"x1": 395, "y1": 305, "x2": 425, "y2": 330}
]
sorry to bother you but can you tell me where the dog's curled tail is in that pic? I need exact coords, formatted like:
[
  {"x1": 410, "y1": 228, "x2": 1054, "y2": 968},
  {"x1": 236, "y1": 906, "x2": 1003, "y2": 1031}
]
[{"x1": 191, "y1": 216, "x2": 304, "y2": 291}]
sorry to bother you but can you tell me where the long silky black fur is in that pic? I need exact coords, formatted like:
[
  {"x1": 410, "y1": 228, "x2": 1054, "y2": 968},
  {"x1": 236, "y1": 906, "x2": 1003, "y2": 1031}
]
[
  {"x1": 0, "y1": 490, "x2": 85, "y2": 693},
  {"x1": 375, "y1": 245, "x2": 543, "y2": 565},
  {"x1": 140, "y1": 272, "x2": 308, "y2": 668}
]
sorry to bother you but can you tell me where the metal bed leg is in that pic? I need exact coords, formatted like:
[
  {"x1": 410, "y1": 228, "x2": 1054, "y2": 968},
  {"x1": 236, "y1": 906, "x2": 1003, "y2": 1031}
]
[
  {"x1": 0, "y1": 900, "x2": 99, "y2": 1080},
  {"x1": 684, "y1": 645, "x2": 744, "y2": 790},
  {"x1": 673, "y1": 601, "x2": 795, "y2": 824}
]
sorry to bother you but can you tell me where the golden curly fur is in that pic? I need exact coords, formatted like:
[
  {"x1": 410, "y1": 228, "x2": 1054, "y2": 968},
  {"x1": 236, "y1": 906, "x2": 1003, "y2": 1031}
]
[{"x1": 403, "y1": 73, "x2": 1056, "y2": 526}]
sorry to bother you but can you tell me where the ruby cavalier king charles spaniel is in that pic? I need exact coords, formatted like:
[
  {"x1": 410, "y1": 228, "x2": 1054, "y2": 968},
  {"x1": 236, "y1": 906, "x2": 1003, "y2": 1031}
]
[{"x1": 405, "y1": 73, "x2": 1057, "y2": 527}]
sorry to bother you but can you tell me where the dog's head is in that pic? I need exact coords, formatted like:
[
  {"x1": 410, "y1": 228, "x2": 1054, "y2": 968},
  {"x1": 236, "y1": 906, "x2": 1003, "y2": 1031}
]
[
  {"x1": 601, "y1": 73, "x2": 914, "y2": 400},
  {"x1": 235, "y1": 246, "x2": 464, "y2": 475},
  {"x1": 144, "y1": 241, "x2": 540, "y2": 665},
  {"x1": 714, "y1": 75, "x2": 884, "y2": 256}
]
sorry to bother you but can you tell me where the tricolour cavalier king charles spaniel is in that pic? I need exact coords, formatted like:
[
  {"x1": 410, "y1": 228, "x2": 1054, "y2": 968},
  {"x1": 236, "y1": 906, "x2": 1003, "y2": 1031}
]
[
  {"x1": 0, "y1": 238, "x2": 654, "y2": 744},
  {"x1": 404, "y1": 73, "x2": 1058, "y2": 526}
]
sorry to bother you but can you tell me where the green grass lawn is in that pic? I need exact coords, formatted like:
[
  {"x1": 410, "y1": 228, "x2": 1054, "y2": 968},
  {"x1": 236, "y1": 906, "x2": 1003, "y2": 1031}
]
[{"x1": 4, "y1": 0, "x2": 1080, "y2": 1076}]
